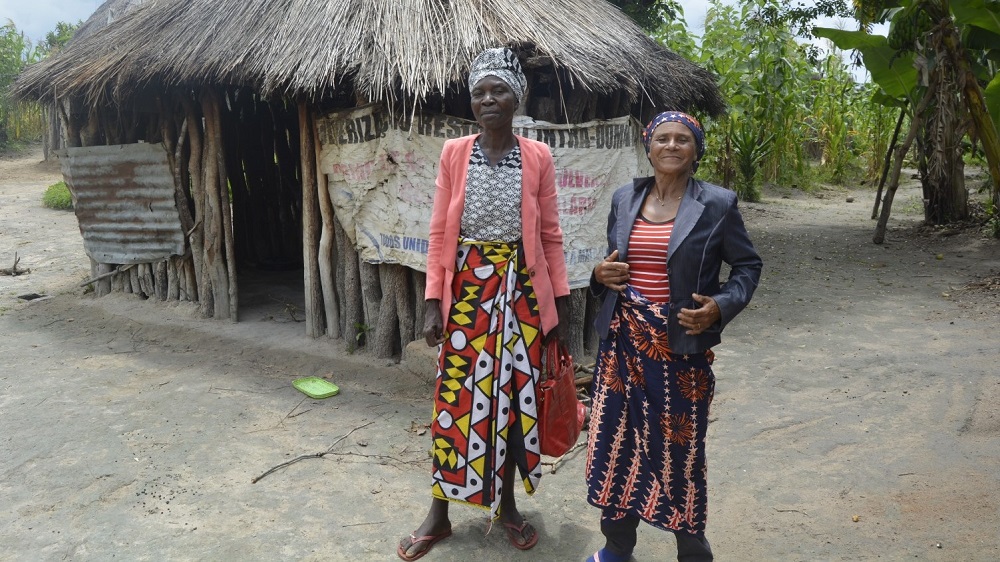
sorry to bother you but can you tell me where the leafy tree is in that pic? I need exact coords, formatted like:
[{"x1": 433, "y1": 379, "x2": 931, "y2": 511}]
[
  {"x1": 39, "y1": 21, "x2": 80, "y2": 57},
  {"x1": 607, "y1": 0, "x2": 684, "y2": 32},
  {"x1": 643, "y1": 0, "x2": 892, "y2": 202},
  {"x1": 696, "y1": 0, "x2": 826, "y2": 200},
  {"x1": 650, "y1": 3, "x2": 698, "y2": 61},
  {"x1": 751, "y1": 0, "x2": 853, "y2": 37}
]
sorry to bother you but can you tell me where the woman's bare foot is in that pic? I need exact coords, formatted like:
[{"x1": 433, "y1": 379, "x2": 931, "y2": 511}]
[{"x1": 397, "y1": 499, "x2": 451, "y2": 560}]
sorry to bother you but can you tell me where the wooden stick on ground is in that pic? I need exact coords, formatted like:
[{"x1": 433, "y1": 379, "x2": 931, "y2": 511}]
[
  {"x1": 541, "y1": 440, "x2": 587, "y2": 475},
  {"x1": 0, "y1": 253, "x2": 31, "y2": 276},
  {"x1": 251, "y1": 421, "x2": 374, "y2": 484},
  {"x1": 79, "y1": 264, "x2": 135, "y2": 286}
]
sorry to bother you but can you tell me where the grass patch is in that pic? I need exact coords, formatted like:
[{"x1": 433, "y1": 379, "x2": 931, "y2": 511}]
[{"x1": 42, "y1": 181, "x2": 73, "y2": 211}]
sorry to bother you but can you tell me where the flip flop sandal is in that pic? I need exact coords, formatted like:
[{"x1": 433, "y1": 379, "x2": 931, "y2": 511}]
[
  {"x1": 396, "y1": 528, "x2": 452, "y2": 561},
  {"x1": 503, "y1": 520, "x2": 539, "y2": 550}
]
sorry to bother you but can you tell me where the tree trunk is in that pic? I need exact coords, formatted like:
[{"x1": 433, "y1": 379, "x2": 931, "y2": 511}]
[
  {"x1": 942, "y1": 29, "x2": 1000, "y2": 212},
  {"x1": 874, "y1": 87, "x2": 935, "y2": 244},
  {"x1": 921, "y1": 41, "x2": 967, "y2": 224},
  {"x1": 872, "y1": 107, "x2": 907, "y2": 219}
]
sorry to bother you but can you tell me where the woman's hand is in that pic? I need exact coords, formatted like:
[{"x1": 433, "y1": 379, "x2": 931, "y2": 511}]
[
  {"x1": 677, "y1": 294, "x2": 721, "y2": 335},
  {"x1": 423, "y1": 300, "x2": 445, "y2": 347},
  {"x1": 594, "y1": 250, "x2": 629, "y2": 292}
]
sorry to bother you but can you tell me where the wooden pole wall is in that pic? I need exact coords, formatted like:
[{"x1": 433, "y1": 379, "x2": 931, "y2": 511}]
[{"x1": 64, "y1": 83, "x2": 609, "y2": 363}]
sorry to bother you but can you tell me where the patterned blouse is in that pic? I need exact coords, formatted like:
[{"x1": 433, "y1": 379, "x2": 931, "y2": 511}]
[{"x1": 460, "y1": 139, "x2": 523, "y2": 243}]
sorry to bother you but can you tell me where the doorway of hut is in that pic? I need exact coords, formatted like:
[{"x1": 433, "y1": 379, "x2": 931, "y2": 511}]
[{"x1": 221, "y1": 91, "x2": 306, "y2": 324}]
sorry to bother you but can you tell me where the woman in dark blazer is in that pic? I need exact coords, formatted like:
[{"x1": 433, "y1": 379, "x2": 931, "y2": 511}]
[{"x1": 585, "y1": 111, "x2": 762, "y2": 562}]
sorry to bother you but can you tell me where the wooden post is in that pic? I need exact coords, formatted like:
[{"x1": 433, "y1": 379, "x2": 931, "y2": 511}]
[
  {"x1": 566, "y1": 288, "x2": 587, "y2": 362},
  {"x1": 200, "y1": 92, "x2": 231, "y2": 318},
  {"x1": 585, "y1": 290, "x2": 600, "y2": 358},
  {"x1": 215, "y1": 105, "x2": 238, "y2": 321},
  {"x1": 130, "y1": 267, "x2": 142, "y2": 297},
  {"x1": 412, "y1": 270, "x2": 426, "y2": 342},
  {"x1": 371, "y1": 265, "x2": 402, "y2": 358},
  {"x1": 359, "y1": 260, "x2": 381, "y2": 348},
  {"x1": 94, "y1": 262, "x2": 113, "y2": 297},
  {"x1": 299, "y1": 98, "x2": 325, "y2": 337},
  {"x1": 182, "y1": 97, "x2": 206, "y2": 306},
  {"x1": 167, "y1": 258, "x2": 180, "y2": 301},
  {"x1": 336, "y1": 217, "x2": 364, "y2": 351},
  {"x1": 370, "y1": 264, "x2": 414, "y2": 358},
  {"x1": 314, "y1": 117, "x2": 340, "y2": 338},
  {"x1": 155, "y1": 261, "x2": 168, "y2": 301}
]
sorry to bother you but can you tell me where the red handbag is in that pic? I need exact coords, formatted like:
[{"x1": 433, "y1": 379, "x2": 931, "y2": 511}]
[{"x1": 537, "y1": 340, "x2": 585, "y2": 457}]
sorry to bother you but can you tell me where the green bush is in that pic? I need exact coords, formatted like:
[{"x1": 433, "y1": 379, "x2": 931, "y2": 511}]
[{"x1": 42, "y1": 181, "x2": 73, "y2": 210}]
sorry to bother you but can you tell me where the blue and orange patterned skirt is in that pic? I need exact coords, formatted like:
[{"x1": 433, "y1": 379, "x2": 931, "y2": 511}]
[
  {"x1": 585, "y1": 286, "x2": 716, "y2": 534},
  {"x1": 430, "y1": 239, "x2": 543, "y2": 521}
]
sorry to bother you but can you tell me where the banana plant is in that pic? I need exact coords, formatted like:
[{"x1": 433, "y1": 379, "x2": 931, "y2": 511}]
[{"x1": 816, "y1": 0, "x2": 1000, "y2": 235}]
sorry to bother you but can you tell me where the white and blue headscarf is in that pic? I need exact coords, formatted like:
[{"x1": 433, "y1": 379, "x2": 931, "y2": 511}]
[{"x1": 468, "y1": 47, "x2": 527, "y2": 102}]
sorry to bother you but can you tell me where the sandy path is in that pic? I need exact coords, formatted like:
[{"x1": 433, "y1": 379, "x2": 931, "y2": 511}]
[{"x1": 1, "y1": 144, "x2": 998, "y2": 561}]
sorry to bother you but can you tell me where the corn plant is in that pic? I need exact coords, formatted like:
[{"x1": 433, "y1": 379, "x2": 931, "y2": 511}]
[
  {"x1": 731, "y1": 116, "x2": 775, "y2": 201},
  {"x1": 652, "y1": 0, "x2": 895, "y2": 194},
  {"x1": 0, "y1": 22, "x2": 45, "y2": 147}
]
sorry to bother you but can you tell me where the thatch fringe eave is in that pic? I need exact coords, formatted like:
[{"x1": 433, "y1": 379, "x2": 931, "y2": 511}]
[{"x1": 13, "y1": 0, "x2": 725, "y2": 116}]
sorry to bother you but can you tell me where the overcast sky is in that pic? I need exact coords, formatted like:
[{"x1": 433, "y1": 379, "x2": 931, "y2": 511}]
[{"x1": 2, "y1": 0, "x2": 101, "y2": 43}]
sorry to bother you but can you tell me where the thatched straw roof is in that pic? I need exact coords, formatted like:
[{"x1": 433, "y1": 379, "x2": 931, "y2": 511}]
[{"x1": 15, "y1": 0, "x2": 724, "y2": 115}]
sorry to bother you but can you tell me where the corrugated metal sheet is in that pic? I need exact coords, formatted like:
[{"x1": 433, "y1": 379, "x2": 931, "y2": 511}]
[{"x1": 60, "y1": 143, "x2": 186, "y2": 264}]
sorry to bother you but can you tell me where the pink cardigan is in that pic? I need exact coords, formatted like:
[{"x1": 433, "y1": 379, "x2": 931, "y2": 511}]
[{"x1": 425, "y1": 134, "x2": 571, "y2": 334}]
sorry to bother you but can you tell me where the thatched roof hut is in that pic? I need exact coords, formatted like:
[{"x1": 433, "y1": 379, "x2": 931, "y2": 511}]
[{"x1": 14, "y1": 0, "x2": 725, "y2": 360}]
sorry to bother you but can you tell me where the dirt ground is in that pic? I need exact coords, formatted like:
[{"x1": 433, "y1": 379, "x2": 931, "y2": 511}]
[{"x1": 2, "y1": 143, "x2": 999, "y2": 562}]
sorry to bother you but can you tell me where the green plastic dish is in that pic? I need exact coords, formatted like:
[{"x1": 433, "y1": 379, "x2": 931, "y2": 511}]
[{"x1": 292, "y1": 377, "x2": 340, "y2": 399}]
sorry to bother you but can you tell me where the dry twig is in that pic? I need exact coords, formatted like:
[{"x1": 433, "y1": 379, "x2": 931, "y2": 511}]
[
  {"x1": 0, "y1": 253, "x2": 30, "y2": 276},
  {"x1": 541, "y1": 440, "x2": 586, "y2": 474},
  {"x1": 251, "y1": 421, "x2": 374, "y2": 484}
]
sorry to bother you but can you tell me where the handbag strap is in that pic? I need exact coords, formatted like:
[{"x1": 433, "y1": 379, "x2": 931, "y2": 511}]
[{"x1": 545, "y1": 340, "x2": 571, "y2": 380}]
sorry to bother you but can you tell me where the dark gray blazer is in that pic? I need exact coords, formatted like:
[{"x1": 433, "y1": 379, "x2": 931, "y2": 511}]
[{"x1": 590, "y1": 176, "x2": 763, "y2": 354}]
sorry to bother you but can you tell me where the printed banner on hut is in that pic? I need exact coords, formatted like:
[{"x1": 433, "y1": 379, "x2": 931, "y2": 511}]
[{"x1": 317, "y1": 104, "x2": 648, "y2": 288}]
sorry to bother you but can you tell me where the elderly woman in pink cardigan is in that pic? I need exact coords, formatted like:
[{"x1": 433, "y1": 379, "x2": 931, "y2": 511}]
[{"x1": 397, "y1": 47, "x2": 570, "y2": 561}]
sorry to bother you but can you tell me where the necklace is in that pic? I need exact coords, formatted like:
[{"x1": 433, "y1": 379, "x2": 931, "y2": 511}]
[{"x1": 652, "y1": 191, "x2": 683, "y2": 206}]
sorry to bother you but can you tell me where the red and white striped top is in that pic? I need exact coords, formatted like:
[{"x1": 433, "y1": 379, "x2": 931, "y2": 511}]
[{"x1": 627, "y1": 215, "x2": 673, "y2": 303}]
